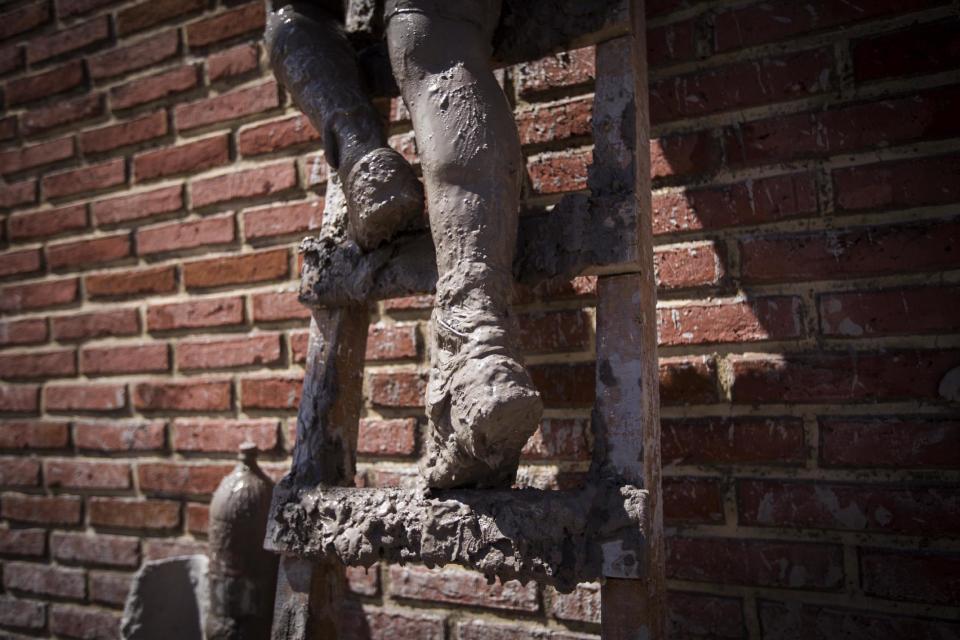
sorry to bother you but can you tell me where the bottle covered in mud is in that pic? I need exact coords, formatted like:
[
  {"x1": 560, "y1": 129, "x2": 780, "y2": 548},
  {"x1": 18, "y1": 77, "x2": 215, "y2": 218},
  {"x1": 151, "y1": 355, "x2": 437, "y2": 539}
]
[{"x1": 205, "y1": 442, "x2": 278, "y2": 640}]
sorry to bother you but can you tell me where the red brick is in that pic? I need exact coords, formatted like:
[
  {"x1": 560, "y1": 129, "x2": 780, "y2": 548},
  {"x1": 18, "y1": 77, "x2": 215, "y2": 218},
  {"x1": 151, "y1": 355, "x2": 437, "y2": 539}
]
[
  {"x1": 520, "y1": 418, "x2": 590, "y2": 461},
  {"x1": 667, "y1": 537, "x2": 843, "y2": 589},
  {"x1": 0, "y1": 248, "x2": 42, "y2": 278},
  {"x1": 651, "y1": 48, "x2": 833, "y2": 124},
  {"x1": 50, "y1": 604, "x2": 120, "y2": 639},
  {"x1": 731, "y1": 350, "x2": 960, "y2": 403},
  {"x1": 45, "y1": 383, "x2": 127, "y2": 412},
  {"x1": 0, "y1": 278, "x2": 77, "y2": 312},
  {"x1": 59, "y1": 0, "x2": 123, "y2": 17},
  {"x1": 251, "y1": 290, "x2": 311, "y2": 322},
  {"x1": 853, "y1": 18, "x2": 960, "y2": 83},
  {"x1": 1, "y1": 493, "x2": 82, "y2": 525},
  {"x1": 738, "y1": 479, "x2": 960, "y2": 536},
  {"x1": 758, "y1": 601, "x2": 960, "y2": 640},
  {"x1": 529, "y1": 363, "x2": 594, "y2": 408},
  {"x1": 80, "y1": 343, "x2": 169, "y2": 375},
  {"x1": 133, "y1": 379, "x2": 232, "y2": 411},
  {"x1": 380, "y1": 294, "x2": 435, "y2": 311},
  {"x1": 240, "y1": 376, "x2": 301, "y2": 410},
  {"x1": 834, "y1": 153, "x2": 960, "y2": 212},
  {"x1": 740, "y1": 218, "x2": 960, "y2": 284},
  {"x1": 860, "y1": 549, "x2": 960, "y2": 606},
  {"x1": 527, "y1": 149, "x2": 590, "y2": 195},
  {"x1": 4, "y1": 562, "x2": 85, "y2": 599},
  {"x1": 26, "y1": 16, "x2": 108, "y2": 64},
  {"x1": 143, "y1": 538, "x2": 206, "y2": 560},
  {"x1": 725, "y1": 86, "x2": 960, "y2": 167},
  {"x1": 134, "y1": 134, "x2": 229, "y2": 182},
  {"x1": 0, "y1": 179, "x2": 37, "y2": 208},
  {"x1": 819, "y1": 285, "x2": 960, "y2": 338},
  {"x1": 87, "y1": 29, "x2": 179, "y2": 80},
  {"x1": 175, "y1": 81, "x2": 279, "y2": 131},
  {"x1": 91, "y1": 185, "x2": 183, "y2": 226},
  {"x1": 341, "y1": 606, "x2": 445, "y2": 640},
  {"x1": 138, "y1": 461, "x2": 232, "y2": 496},
  {"x1": 7, "y1": 204, "x2": 87, "y2": 240},
  {"x1": 667, "y1": 592, "x2": 745, "y2": 640},
  {"x1": 515, "y1": 46, "x2": 595, "y2": 98},
  {"x1": 85, "y1": 264, "x2": 177, "y2": 299},
  {"x1": 356, "y1": 418, "x2": 417, "y2": 456},
  {"x1": 186, "y1": 1, "x2": 264, "y2": 47},
  {"x1": 238, "y1": 114, "x2": 320, "y2": 156},
  {"x1": 75, "y1": 420, "x2": 165, "y2": 452},
  {"x1": 43, "y1": 159, "x2": 125, "y2": 200},
  {"x1": 0, "y1": 113, "x2": 16, "y2": 137},
  {"x1": 663, "y1": 478, "x2": 724, "y2": 524},
  {"x1": 184, "y1": 248, "x2": 289, "y2": 289},
  {"x1": 186, "y1": 502, "x2": 208, "y2": 534},
  {"x1": 550, "y1": 582, "x2": 599, "y2": 623},
  {"x1": 0, "y1": 527, "x2": 46, "y2": 557},
  {"x1": 190, "y1": 160, "x2": 296, "y2": 208},
  {"x1": 111, "y1": 64, "x2": 200, "y2": 110},
  {"x1": 5, "y1": 61, "x2": 83, "y2": 106},
  {"x1": 369, "y1": 371, "x2": 425, "y2": 408},
  {"x1": 21, "y1": 93, "x2": 104, "y2": 137},
  {"x1": 80, "y1": 110, "x2": 168, "y2": 155},
  {"x1": 88, "y1": 497, "x2": 179, "y2": 530},
  {"x1": 0, "y1": 318, "x2": 48, "y2": 347},
  {"x1": 388, "y1": 565, "x2": 539, "y2": 612},
  {"x1": 662, "y1": 416, "x2": 806, "y2": 465},
  {"x1": 658, "y1": 297, "x2": 802, "y2": 346},
  {"x1": 819, "y1": 416, "x2": 960, "y2": 468},
  {"x1": 52, "y1": 308, "x2": 139, "y2": 342},
  {"x1": 653, "y1": 242, "x2": 724, "y2": 291},
  {"x1": 171, "y1": 417, "x2": 278, "y2": 453},
  {"x1": 363, "y1": 323, "x2": 417, "y2": 361},
  {"x1": 47, "y1": 233, "x2": 131, "y2": 271},
  {"x1": 0, "y1": 45, "x2": 23, "y2": 76},
  {"x1": 650, "y1": 130, "x2": 721, "y2": 181},
  {"x1": 0, "y1": 137, "x2": 75, "y2": 175},
  {"x1": 208, "y1": 42, "x2": 259, "y2": 82},
  {"x1": 117, "y1": 0, "x2": 205, "y2": 36},
  {"x1": 136, "y1": 212, "x2": 234, "y2": 255},
  {"x1": 147, "y1": 296, "x2": 245, "y2": 331},
  {"x1": 177, "y1": 332, "x2": 280, "y2": 371},
  {"x1": 287, "y1": 328, "x2": 306, "y2": 363},
  {"x1": 242, "y1": 200, "x2": 323, "y2": 240},
  {"x1": 0, "y1": 1, "x2": 50, "y2": 40},
  {"x1": 458, "y1": 620, "x2": 591, "y2": 640},
  {"x1": 647, "y1": 19, "x2": 696, "y2": 67},
  {"x1": 89, "y1": 571, "x2": 132, "y2": 606},
  {"x1": 0, "y1": 457, "x2": 40, "y2": 487},
  {"x1": 659, "y1": 356, "x2": 719, "y2": 405},
  {"x1": 0, "y1": 386, "x2": 40, "y2": 413},
  {"x1": 46, "y1": 459, "x2": 131, "y2": 490},
  {"x1": 0, "y1": 421, "x2": 68, "y2": 449},
  {"x1": 0, "y1": 349, "x2": 75, "y2": 380},
  {"x1": 516, "y1": 96, "x2": 592, "y2": 147},
  {"x1": 516, "y1": 310, "x2": 590, "y2": 354}
]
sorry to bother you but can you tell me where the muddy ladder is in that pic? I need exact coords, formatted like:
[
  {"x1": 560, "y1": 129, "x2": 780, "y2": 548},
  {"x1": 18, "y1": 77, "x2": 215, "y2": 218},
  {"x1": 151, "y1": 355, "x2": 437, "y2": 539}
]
[{"x1": 265, "y1": 1, "x2": 664, "y2": 637}]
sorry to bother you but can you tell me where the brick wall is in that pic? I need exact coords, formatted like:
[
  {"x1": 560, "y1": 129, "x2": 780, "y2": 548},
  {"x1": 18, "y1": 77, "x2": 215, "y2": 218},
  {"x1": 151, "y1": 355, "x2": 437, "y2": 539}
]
[{"x1": 0, "y1": 0, "x2": 958, "y2": 638}]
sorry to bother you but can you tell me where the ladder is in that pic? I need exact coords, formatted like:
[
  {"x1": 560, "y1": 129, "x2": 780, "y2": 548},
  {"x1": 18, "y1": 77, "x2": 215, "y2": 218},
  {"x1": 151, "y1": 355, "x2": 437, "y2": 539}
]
[{"x1": 265, "y1": 2, "x2": 664, "y2": 637}]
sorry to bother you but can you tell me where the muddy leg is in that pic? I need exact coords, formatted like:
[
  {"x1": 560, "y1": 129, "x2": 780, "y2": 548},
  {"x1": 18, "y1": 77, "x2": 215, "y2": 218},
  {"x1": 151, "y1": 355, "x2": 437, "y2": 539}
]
[
  {"x1": 386, "y1": 0, "x2": 542, "y2": 489},
  {"x1": 266, "y1": 2, "x2": 422, "y2": 249}
]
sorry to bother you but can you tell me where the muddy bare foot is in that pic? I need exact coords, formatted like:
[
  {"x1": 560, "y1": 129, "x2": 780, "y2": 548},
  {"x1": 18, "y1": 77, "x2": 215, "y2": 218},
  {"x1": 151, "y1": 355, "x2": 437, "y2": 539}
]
[{"x1": 345, "y1": 147, "x2": 424, "y2": 250}]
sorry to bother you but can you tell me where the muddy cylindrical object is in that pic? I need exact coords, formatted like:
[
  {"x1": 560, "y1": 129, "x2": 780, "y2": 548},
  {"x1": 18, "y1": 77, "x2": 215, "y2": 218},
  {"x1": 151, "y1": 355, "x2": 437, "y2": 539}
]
[{"x1": 205, "y1": 443, "x2": 278, "y2": 640}]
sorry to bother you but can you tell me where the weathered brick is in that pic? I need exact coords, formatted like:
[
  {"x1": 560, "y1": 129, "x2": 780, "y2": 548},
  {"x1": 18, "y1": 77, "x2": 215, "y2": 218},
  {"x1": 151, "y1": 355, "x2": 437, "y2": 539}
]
[
  {"x1": 0, "y1": 45, "x2": 23, "y2": 76},
  {"x1": 238, "y1": 114, "x2": 320, "y2": 156},
  {"x1": 134, "y1": 134, "x2": 229, "y2": 182},
  {"x1": 21, "y1": 93, "x2": 104, "y2": 136},
  {"x1": 136, "y1": 212, "x2": 234, "y2": 256},
  {"x1": 520, "y1": 418, "x2": 590, "y2": 461},
  {"x1": 0, "y1": 1, "x2": 50, "y2": 40},
  {"x1": 147, "y1": 296, "x2": 245, "y2": 331},
  {"x1": 0, "y1": 421, "x2": 67, "y2": 449},
  {"x1": 183, "y1": 248, "x2": 289, "y2": 289},
  {"x1": 663, "y1": 478, "x2": 724, "y2": 524},
  {"x1": 6, "y1": 61, "x2": 83, "y2": 106},
  {"x1": 0, "y1": 456, "x2": 40, "y2": 487},
  {"x1": 111, "y1": 64, "x2": 199, "y2": 110},
  {"x1": 46, "y1": 459, "x2": 130, "y2": 490},
  {"x1": 388, "y1": 565, "x2": 539, "y2": 612},
  {"x1": 650, "y1": 130, "x2": 721, "y2": 181},
  {"x1": 88, "y1": 29, "x2": 179, "y2": 80},
  {"x1": 52, "y1": 308, "x2": 139, "y2": 342},
  {"x1": 50, "y1": 603, "x2": 120, "y2": 639},
  {"x1": 242, "y1": 200, "x2": 323, "y2": 240},
  {"x1": 208, "y1": 43, "x2": 259, "y2": 82},
  {"x1": 653, "y1": 242, "x2": 724, "y2": 291},
  {"x1": 240, "y1": 376, "x2": 301, "y2": 410},
  {"x1": 738, "y1": 480, "x2": 960, "y2": 536},
  {"x1": 143, "y1": 538, "x2": 206, "y2": 560},
  {"x1": 0, "y1": 278, "x2": 78, "y2": 312},
  {"x1": 662, "y1": 416, "x2": 806, "y2": 466},
  {"x1": 74, "y1": 420, "x2": 165, "y2": 452},
  {"x1": 516, "y1": 96, "x2": 592, "y2": 147},
  {"x1": 550, "y1": 582, "x2": 599, "y2": 624},
  {"x1": 0, "y1": 385, "x2": 40, "y2": 414},
  {"x1": 45, "y1": 383, "x2": 127, "y2": 412},
  {"x1": 4, "y1": 562, "x2": 86, "y2": 599},
  {"x1": 91, "y1": 185, "x2": 183, "y2": 226},
  {"x1": 0, "y1": 136, "x2": 75, "y2": 175},
  {"x1": 852, "y1": 18, "x2": 960, "y2": 83},
  {"x1": 89, "y1": 571, "x2": 132, "y2": 606},
  {"x1": 0, "y1": 248, "x2": 42, "y2": 278},
  {"x1": 177, "y1": 333, "x2": 280, "y2": 370},
  {"x1": 647, "y1": 19, "x2": 696, "y2": 67},
  {"x1": 517, "y1": 310, "x2": 590, "y2": 354},
  {"x1": 758, "y1": 600, "x2": 960, "y2": 640},
  {"x1": 138, "y1": 461, "x2": 232, "y2": 496},
  {"x1": 0, "y1": 527, "x2": 46, "y2": 557},
  {"x1": 659, "y1": 356, "x2": 718, "y2": 405},
  {"x1": 515, "y1": 46, "x2": 595, "y2": 98},
  {"x1": 345, "y1": 566, "x2": 380, "y2": 596},
  {"x1": 251, "y1": 290, "x2": 311, "y2": 322},
  {"x1": 133, "y1": 379, "x2": 232, "y2": 411},
  {"x1": 341, "y1": 605, "x2": 445, "y2": 640},
  {"x1": 186, "y1": 2, "x2": 265, "y2": 48},
  {"x1": 175, "y1": 81, "x2": 279, "y2": 131},
  {"x1": 43, "y1": 159, "x2": 125, "y2": 200},
  {"x1": 527, "y1": 149, "x2": 590, "y2": 195},
  {"x1": 171, "y1": 418, "x2": 278, "y2": 453},
  {"x1": 80, "y1": 343, "x2": 169, "y2": 375},
  {"x1": 47, "y1": 233, "x2": 131, "y2": 271},
  {"x1": 117, "y1": 0, "x2": 205, "y2": 36},
  {"x1": 658, "y1": 297, "x2": 803, "y2": 346},
  {"x1": 0, "y1": 318, "x2": 48, "y2": 347},
  {"x1": 0, "y1": 178, "x2": 37, "y2": 209},
  {"x1": 88, "y1": 497, "x2": 179, "y2": 530},
  {"x1": 190, "y1": 161, "x2": 297, "y2": 208},
  {"x1": 860, "y1": 548, "x2": 960, "y2": 606},
  {"x1": 26, "y1": 16, "x2": 109, "y2": 64},
  {"x1": 0, "y1": 349, "x2": 75, "y2": 380},
  {"x1": 86, "y1": 265, "x2": 177, "y2": 299},
  {"x1": 79, "y1": 110, "x2": 168, "y2": 155},
  {"x1": 369, "y1": 371, "x2": 426, "y2": 408},
  {"x1": 8, "y1": 204, "x2": 87, "y2": 240},
  {"x1": 833, "y1": 154, "x2": 960, "y2": 212},
  {"x1": 1, "y1": 493, "x2": 82, "y2": 525},
  {"x1": 667, "y1": 592, "x2": 745, "y2": 640},
  {"x1": 819, "y1": 416, "x2": 960, "y2": 468},
  {"x1": 819, "y1": 285, "x2": 960, "y2": 338},
  {"x1": 363, "y1": 323, "x2": 418, "y2": 361},
  {"x1": 356, "y1": 418, "x2": 417, "y2": 457}
]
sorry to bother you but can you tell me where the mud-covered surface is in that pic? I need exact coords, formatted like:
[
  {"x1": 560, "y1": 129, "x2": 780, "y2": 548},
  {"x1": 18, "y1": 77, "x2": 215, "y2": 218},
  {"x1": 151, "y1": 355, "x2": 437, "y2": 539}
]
[{"x1": 266, "y1": 482, "x2": 647, "y2": 593}]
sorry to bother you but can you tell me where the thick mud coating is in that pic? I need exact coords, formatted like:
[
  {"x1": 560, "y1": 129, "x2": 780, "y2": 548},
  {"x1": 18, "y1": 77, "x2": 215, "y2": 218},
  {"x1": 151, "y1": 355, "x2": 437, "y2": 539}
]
[
  {"x1": 268, "y1": 483, "x2": 648, "y2": 593},
  {"x1": 345, "y1": 147, "x2": 424, "y2": 250}
]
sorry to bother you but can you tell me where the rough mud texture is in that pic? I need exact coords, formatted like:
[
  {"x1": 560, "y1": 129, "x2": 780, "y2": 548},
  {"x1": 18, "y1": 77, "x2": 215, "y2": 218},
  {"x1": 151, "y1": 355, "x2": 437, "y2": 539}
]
[
  {"x1": 344, "y1": 147, "x2": 424, "y2": 250},
  {"x1": 121, "y1": 555, "x2": 209, "y2": 640},
  {"x1": 267, "y1": 483, "x2": 647, "y2": 593}
]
